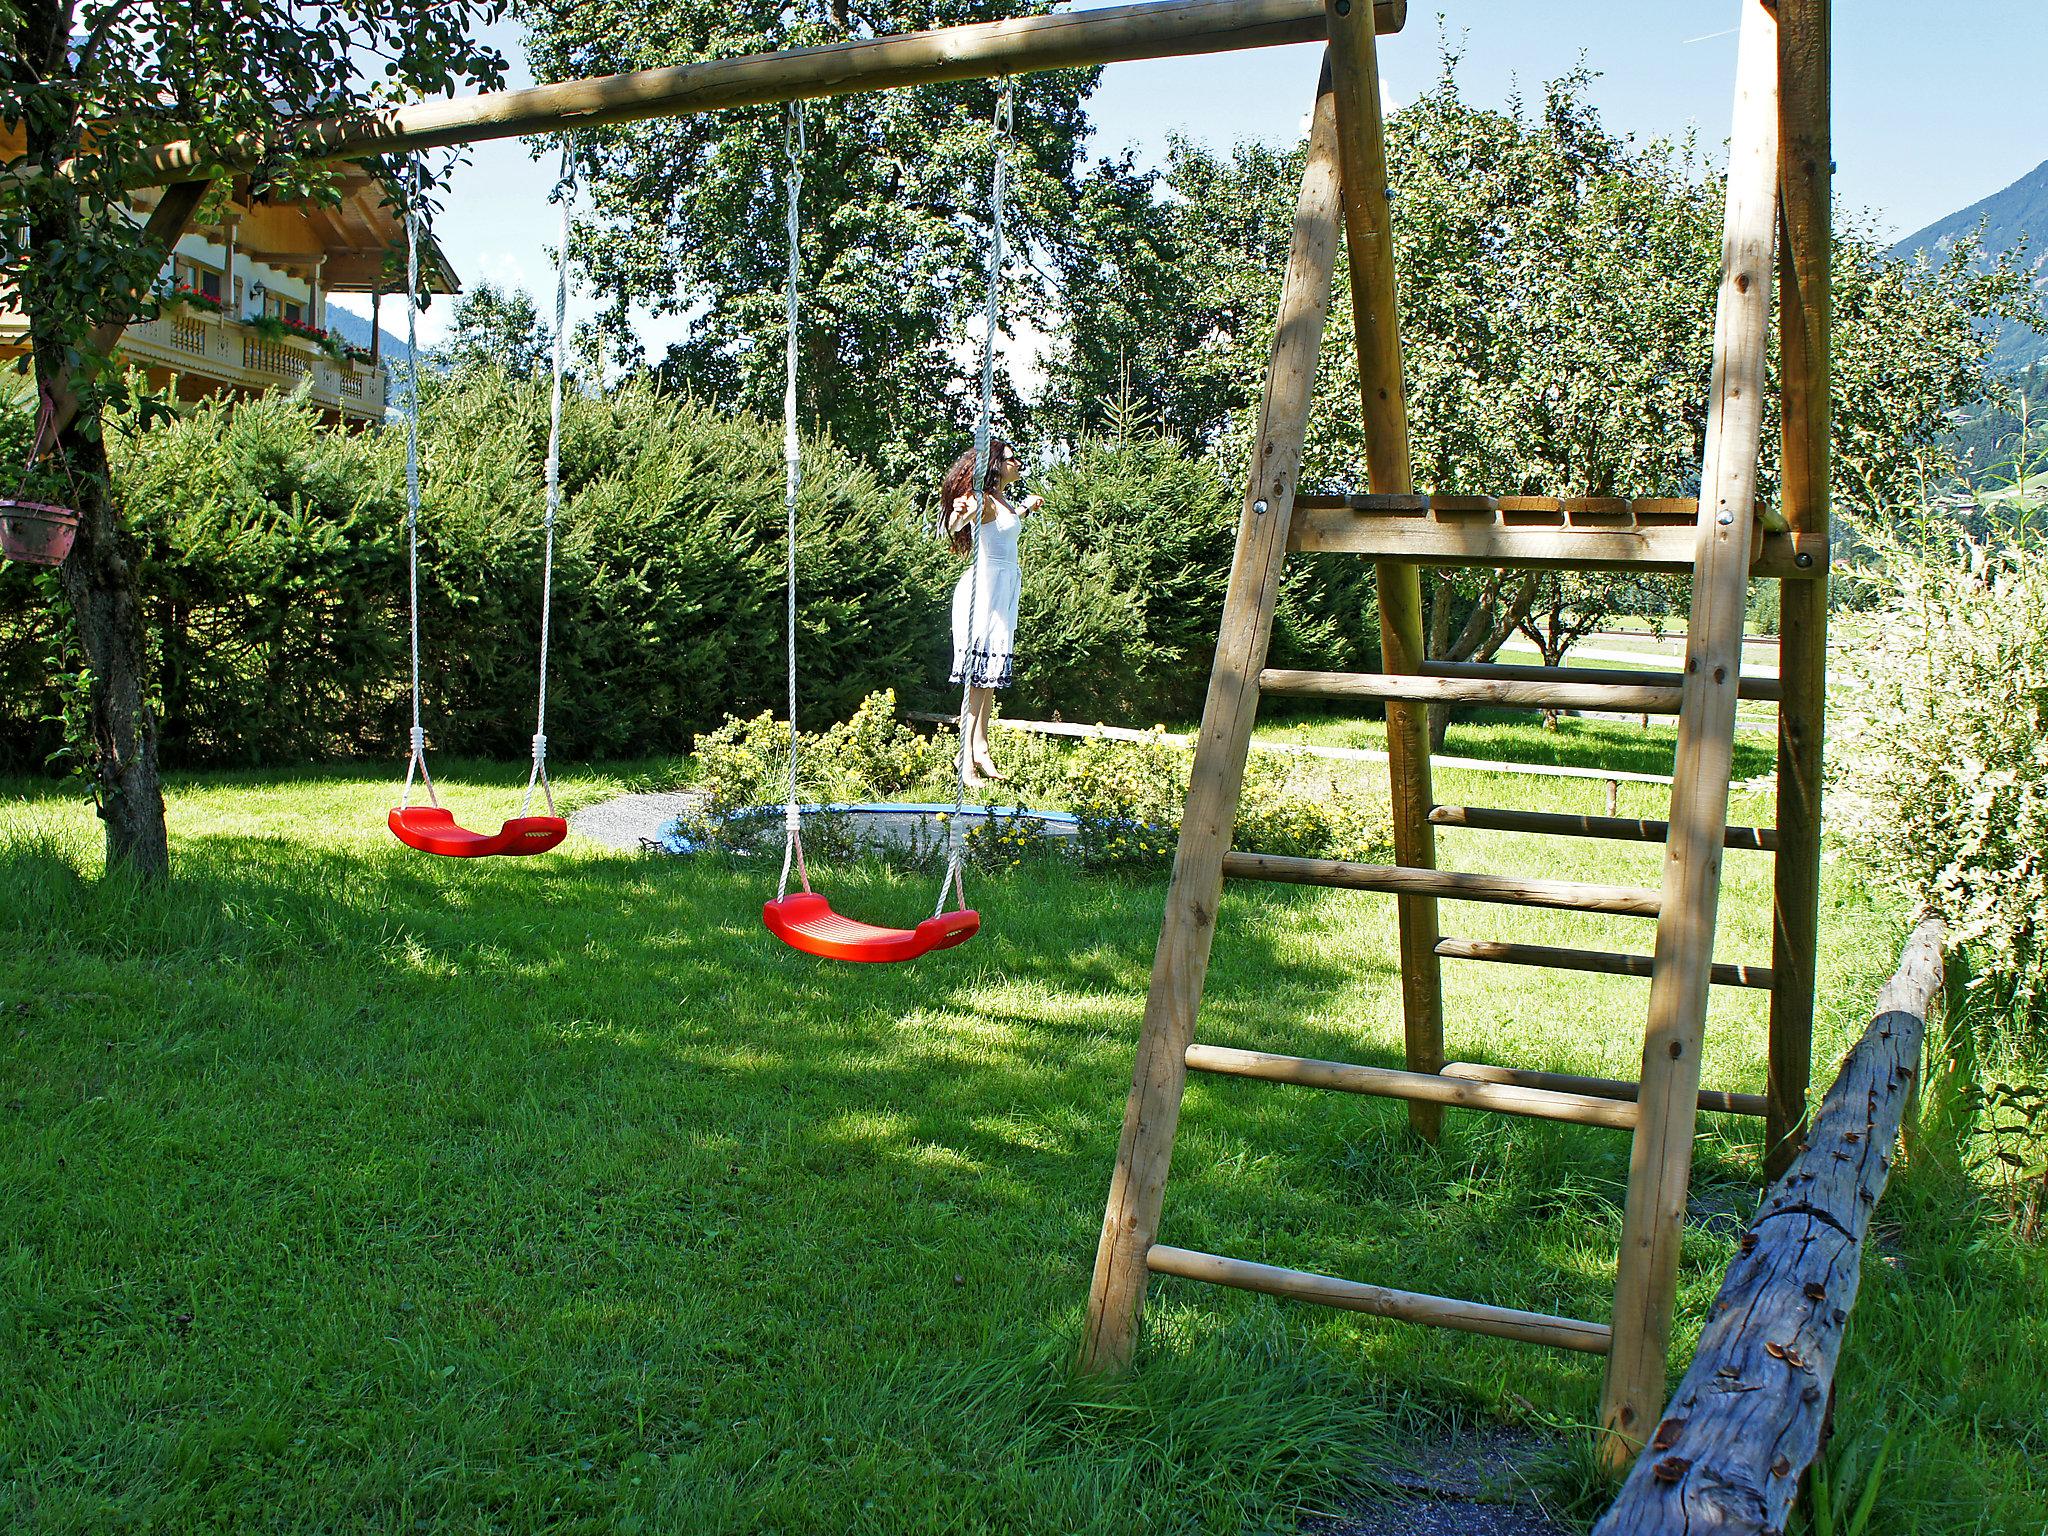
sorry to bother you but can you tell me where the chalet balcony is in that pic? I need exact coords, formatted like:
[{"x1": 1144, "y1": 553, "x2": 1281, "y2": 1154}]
[{"x1": 0, "y1": 308, "x2": 390, "y2": 427}]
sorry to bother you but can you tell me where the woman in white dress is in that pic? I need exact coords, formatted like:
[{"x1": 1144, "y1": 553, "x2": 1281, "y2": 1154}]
[{"x1": 941, "y1": 438, "x2": 1041, "y2": 786}]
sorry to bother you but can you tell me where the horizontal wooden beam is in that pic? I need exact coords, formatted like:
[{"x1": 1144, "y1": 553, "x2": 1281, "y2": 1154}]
[
  {"x1": 1429, "y1": 805, "x2": 1780, "y2": 852},
  {"x1": 46, "y1": 0, "x2": 1403, "y2": 190},
  {"x1": 1146, "y1": 1244, "x2": 1614, "y2": 1353},
  {"x1": 1222, "y1": 850, "x2": 1663, "y2": 917},
  {"x1": 1288, "y1": 501, "x2": 1825, "y2": 576},
  {"x1": 1433, "y1": 936, "x2": 1775, "y2": 990},
  {"x1": 1185, "y1": 1042, "x2": 1641, "y2": 1127},
  {"x1": 1421, "y1": 658, "x2": 1783, "y2": 705},
  {"x1": 1262, "y1": 667, "x2": 1684, "y2": 714},
  {"x1": 1441, "y1": 1061, "x2": 1769, "y2": 1119}
]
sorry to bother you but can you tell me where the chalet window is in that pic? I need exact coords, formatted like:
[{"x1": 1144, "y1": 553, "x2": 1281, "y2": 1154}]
[
  {"x1": 263, "y1": 293, "x2": 305, "y2": 325},
  {"x1": 173, "y1": 256, "x2": 222, "y2": 299}
]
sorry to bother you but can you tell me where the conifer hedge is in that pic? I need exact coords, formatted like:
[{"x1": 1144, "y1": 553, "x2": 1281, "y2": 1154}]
[{"x1": 0, "y1": 377, "x2": 1376, "y2": 773}]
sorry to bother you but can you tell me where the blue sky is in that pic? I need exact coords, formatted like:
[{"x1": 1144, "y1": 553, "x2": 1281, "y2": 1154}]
[{"x1": 333, "y1": 0, "x2": 2048, "y2": 352}]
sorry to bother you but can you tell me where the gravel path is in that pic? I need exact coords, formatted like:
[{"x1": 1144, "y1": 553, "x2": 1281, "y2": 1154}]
[{"x1": 568, "y1": 791, "x2": 707, "y2": 851}]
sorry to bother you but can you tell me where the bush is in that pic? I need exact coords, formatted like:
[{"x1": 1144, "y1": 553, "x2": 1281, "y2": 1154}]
[
  {"x1": 690, "y1": 689, "x2": 948, "y2": 819},
  {"x1": 1831, "y1": 520, "x2": 2048, "y2": 1044},
  {"x1": 1013, "y1": 434, "x2": 1376, "y2": 725},
  {"x1": 1027, "y1": 726, "x2": 1392, "y2": 873}
]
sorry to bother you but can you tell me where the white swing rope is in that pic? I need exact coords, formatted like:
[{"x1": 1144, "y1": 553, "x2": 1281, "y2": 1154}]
[
  {"x1": 778, "y1": 102, "x2": 812, "y2": 902},
  {"x1": 935, "y1": 77, "x2": 1014, "y2": 919},
  {"x1": 519, "y1": 143, "x2": 576, "y2": 820},
  {"x1": 399, "y1": 158, "x2": 437, "y2": 810}
]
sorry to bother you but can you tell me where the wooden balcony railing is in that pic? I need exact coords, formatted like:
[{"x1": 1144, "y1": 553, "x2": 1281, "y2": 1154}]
[{"x1": 0, "y1": 308, "x2": 388, "y2": 421}]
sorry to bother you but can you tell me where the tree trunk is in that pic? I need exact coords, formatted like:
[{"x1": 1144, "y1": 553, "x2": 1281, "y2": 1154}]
[
  {"x1": 50, "y1": 424, "x2": 171, "y2": 881},
  {"x1": 16, "y1": 7, "x2": 200, "y2": 884},
  {"x1": 1423, "y1": 569, "x2": 1539, "y2": 749}
]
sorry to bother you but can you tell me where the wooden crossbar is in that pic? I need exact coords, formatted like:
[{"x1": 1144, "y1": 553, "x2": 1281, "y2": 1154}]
[
  {"x1": 1260, "y1": 667, "x2": 1684, "y2": 713},
  {"x1": 1146, "y1": 1245, "x2": 1615, "y2": 1353},
  {"x1": 1421, "y1": 658, "x2": 1783, "y2": 704},
  {"x1": 1429, "y1": 805, "x2": 1780, "y2": 852},
  {"x1": 1433, "y1": 936, "x2": 1775, "y2": 990},
  {"x1": 1440, "y1": 1061, "x2": 1769, "y2": 1119},
  {"x1": 35, "y1": 0, "x2": 1406, "y2": 189},
  {"x1": 1222, "y1": 851, "x2": 1663, "y2": 917},
  {"x1": 1185, "y1": 1043, "x2": 1641, "y2": 1126}
]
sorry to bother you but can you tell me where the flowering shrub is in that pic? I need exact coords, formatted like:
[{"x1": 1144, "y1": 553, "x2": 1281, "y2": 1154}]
[
  {"x1": 1054, "y1": 727, "x2": 1393, "y2": 872},
  {"x1": 1832, "y1": 521, "x2": 2048, "y2": 1039},
  {"x1": 157, "y1": 282, "x2": 227, "y2": 316},
  {"x1": 249, "y1": 312, "x2": 344, "y2": 359},
  {"x1": 691, "y1": 689, "x2": 948, "y2": 820},
  {"x1": 963, "y1": 804, "x2": 1055, "y2": 873},
  {"x1": 817, "y1": 690, "x2": 951, "y2": 798}
]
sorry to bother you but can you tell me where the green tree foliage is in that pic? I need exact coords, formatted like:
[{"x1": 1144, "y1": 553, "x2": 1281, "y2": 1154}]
[
  {"x1": 1042, "y1": 137, "x2": 1299, "y2": 450},
  {"x1": 520, "y1": 0, "x2": 1097, "y2": 479},
  {"x1": 1, "y1": 0, "x2": 508, "y2": 876},
  {"x1": 437, "y1": 281, "x2": 554, "y2": 378}
]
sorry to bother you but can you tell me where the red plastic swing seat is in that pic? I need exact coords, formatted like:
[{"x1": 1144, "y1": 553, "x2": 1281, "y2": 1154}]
[
  {"x1": 388, "y1": 806, "x2": 568, "y2": 859},
  {"x1": 762, "y1": 892, "x2": 979, "y2": 963}
]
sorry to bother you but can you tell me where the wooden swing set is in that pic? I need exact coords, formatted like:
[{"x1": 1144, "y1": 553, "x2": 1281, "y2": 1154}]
[{"x1": 45, "y1": 0, "x2": 1834, "y2": 1473}]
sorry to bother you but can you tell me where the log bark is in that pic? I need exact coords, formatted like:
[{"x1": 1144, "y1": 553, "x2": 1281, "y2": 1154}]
[{"x1": 1594, "y1": 916, "x2": 1945, "y2": 1536}]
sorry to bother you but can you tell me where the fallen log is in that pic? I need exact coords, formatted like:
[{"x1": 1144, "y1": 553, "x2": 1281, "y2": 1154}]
[{"x1": 1594, "y1": 914, "x2": 1945, "y2": 1535}]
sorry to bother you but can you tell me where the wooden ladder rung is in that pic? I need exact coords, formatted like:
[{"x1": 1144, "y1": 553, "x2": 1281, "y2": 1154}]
[
  {"x1": 1420, "y1": 658, "x2": 1783, "y2": 704},
  {"x1": 1185, "y1": 1042, "x2": 1639, "y2": 1127},
  {"x1": 1221, "y1": 850, "x2": 1662, "y2": 917},
  {"x1": 1260, "y1": 668, "x2": 1682, "y2": 714},
  {"x1": 1441, "y1": 1061, "x2": 1769, "y2": 1119},
  {"x1": 1429, "y1": 804, "x2": 1779, "y2": 852},
  {"x1": 1433, "y1": 936, "x2": 1774, "y2": 990},
  {"x1": 1145, "y1": 1244, "x2": 1614, "y2": 1354}
]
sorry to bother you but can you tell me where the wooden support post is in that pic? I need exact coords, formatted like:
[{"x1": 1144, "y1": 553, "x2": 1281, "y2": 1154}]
[
  {"x1": 1598, "y1": 0, "x2": 1781, "y2": 1472},
  {"x1": 1767, "y1": 0, "x2": 1831, "y2": 1184},
  {"x1": 1076, "y1": 65, "x2": 1346, "y2": 1377},
  {"x1": 1326, "y1": 0, "x2": 1443, "y2": 1138},
  {"x1": 1593, "y1": 918, "x2": 1941, "y2": 1534}
]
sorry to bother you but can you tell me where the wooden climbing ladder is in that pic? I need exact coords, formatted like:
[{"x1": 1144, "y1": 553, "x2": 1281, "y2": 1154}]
[{"x1": 1076, "y1": 0, "x2": 1834, "y2": 1472}]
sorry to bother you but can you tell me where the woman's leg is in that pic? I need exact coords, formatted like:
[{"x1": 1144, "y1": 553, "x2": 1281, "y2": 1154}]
[
  {"x1": 972, "y1": 688, "x2": 1004, "y2": 779},
  {"x1": 960, "y1": 686, "x2": 992, "y2": 786}
]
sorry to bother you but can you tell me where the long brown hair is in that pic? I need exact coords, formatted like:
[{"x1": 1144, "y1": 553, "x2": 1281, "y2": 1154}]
[{"x1": 938, "y1": 438, "x2": 1011, "y2": 557}]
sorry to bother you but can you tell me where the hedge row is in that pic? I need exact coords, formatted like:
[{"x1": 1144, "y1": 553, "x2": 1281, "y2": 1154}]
[{"x1": 0, "y1": 372, "x2": 1378, "y2": 772}]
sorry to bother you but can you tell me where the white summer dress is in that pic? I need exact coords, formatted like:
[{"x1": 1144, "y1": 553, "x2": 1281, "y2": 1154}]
[{"x1": 950, "y1": 494, "x2": 1022, "y2": 689}]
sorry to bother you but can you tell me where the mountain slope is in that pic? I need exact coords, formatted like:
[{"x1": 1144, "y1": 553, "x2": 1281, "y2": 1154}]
[
  {"x1": 324, "y1": 304, "x2": 414, "y2": 365},
  {"x1": 1894, "y1": 158, "x2": 2048, "y2": 371}
]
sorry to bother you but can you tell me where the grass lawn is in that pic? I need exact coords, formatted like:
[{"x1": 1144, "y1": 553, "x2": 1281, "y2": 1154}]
[{"x1": 2, "y1": 735, "x2": 2041, "y2": 1533}]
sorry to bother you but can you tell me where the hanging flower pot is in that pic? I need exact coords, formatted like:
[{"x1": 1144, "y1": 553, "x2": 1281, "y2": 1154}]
[{"x1": 0, "y1": 498, "x2": 80, "y2": 567}]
